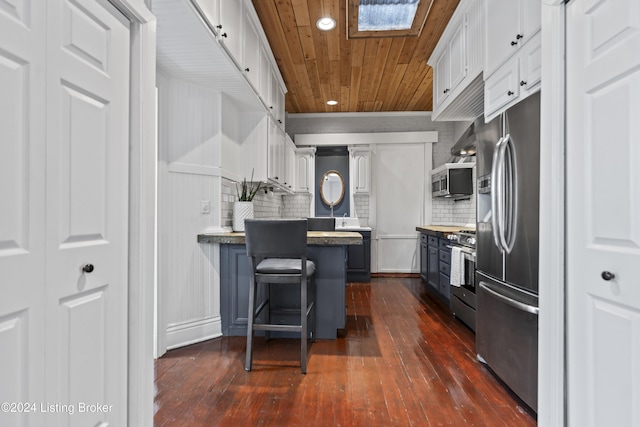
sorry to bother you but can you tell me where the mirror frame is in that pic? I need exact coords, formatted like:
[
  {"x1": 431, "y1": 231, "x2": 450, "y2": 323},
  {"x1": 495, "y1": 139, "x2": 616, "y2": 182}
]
[{"x1": 319, "y1": 170, "x2": 345, "y2": 206}]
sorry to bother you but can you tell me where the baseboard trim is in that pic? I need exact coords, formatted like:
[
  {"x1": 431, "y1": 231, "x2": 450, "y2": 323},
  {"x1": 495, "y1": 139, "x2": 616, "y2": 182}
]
[
  {"x1": 166, "y1": 316, "x2": 222, "y2": 350},
  {"x1": 371, "y1": 273, "x2": 421, "y2": 278}
]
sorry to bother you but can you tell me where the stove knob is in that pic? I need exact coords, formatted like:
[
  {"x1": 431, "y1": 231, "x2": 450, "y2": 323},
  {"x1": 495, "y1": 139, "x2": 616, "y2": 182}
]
[{"x1": 467, "y1": 237, "x2": 476, "y2": 245}]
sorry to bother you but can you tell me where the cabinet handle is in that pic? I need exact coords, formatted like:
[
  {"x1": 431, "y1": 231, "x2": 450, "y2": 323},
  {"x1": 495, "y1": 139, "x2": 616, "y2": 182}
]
[
  {"x1": 511, "y1": 40, "x2": 518, "y2": 46},
  {"x1": 601, "y1": 271, "x2": 616, "y2": 281},
  {"x1": 245, "y1": 68, "x2": 250, "y2": 72},
  {"x1": 520, "y1": 80, "x2": 527, "y2": 86},
  {"x1": 443, "y1": 88, "x2": 449, "y2": 94},
  {"x1": 275, "y1": 176, "x2": 279, "y2": 180},
  {"x1": 222, "y1": 33, "x2": 228, "y2": 38},
  {"x1": 507, "y1": 90, "x2": 514, "y2": 96},
  {"x1": 278, "y1": 119, "x2": 282, "y2": 124},
  {"x1": 270, "y1": 106, "x2": 273, "y2": 109},
  {"x1": 216, "y1": 24, "x2": 222, "y2": 29},
  {"x1": 516, "y1": 34, "x2": 523, "y2": 40},
  {"x1": 82, "y1": 264, "x2": 95, "y2": 273}
]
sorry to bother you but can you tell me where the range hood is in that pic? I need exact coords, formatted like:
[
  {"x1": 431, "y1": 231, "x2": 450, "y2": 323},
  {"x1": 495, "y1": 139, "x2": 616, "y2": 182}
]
[{"x1": 451, "y1": 116, "x2": 485, "y2": 157}]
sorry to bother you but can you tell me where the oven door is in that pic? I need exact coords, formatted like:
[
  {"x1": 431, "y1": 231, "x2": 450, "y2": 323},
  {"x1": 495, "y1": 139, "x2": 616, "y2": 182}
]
[{"x1": 462, "y1": 250, "x2": 476, "y2": 291}]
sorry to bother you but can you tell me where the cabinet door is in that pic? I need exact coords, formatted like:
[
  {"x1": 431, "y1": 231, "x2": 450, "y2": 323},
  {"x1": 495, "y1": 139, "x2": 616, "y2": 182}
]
[
  {"x1": 485, "y1": 0, "x2": 520, "y2": 76},
  {"x1": 195, "y1": 0, "x2": 220, "y2": 34},
  {"x1": 283, "y1": 137, "x2": 295, "y2": 191},
  {"x1": 295, "y1": 153, "x2": 311, "y2": 192},
  {"x1": 243, "y1": 11, "x2": 260, "y2": 91},
  {"x1": 219, "y1": 0, "x2": 243, "y2": 66},
  {"x1": 268, "y1": 119, "x2": 282, "y2": 183},
  {"x1": 434, "y1": 49, "x2": 450, "y2": 107},
  {"x1": 354, "y1": 152, "x2": 370, "y2": 193},
  {"x1": 420, "y1": 243, "x2": 428, "y2": 281},
  {"x1": 259, "y1": 47, "x2": 271, "y2": 104},
  {"x1": 520, "y1": 0, "x2": 541, "y2": 43},
  {"x1": 427, "y1": 246, "x2": 439, "y2": 291},
  {"x1": 439, "y1": 272, "x2": 451, "y2": 300},
  {"x1": 520, "y1": 31, "x2": 541, "y2": 93},
  {"x1": 484, "y1": 58, "x2": 519, "y2": 121},
  {"x1": 449, "y1": 18, "x2": 467, "y2": 94}
]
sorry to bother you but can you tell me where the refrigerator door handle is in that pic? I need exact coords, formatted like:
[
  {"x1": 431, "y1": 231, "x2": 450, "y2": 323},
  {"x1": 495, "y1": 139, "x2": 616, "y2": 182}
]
[
  {"x1": 479, "y1": 282, "x2": 539, "y2": 315},
  {"x1": 491, "y1": 137, "x2": 505, "y2": 252},
  {"x1": 506, "y1": 135, "x2": 518, "y2": 253},
  {"x1": 496, "y1": 137, "x2": 509, "y2": 252},
  {"x1": 500, "y1": 134, "x2": 518, "y2": 253}
]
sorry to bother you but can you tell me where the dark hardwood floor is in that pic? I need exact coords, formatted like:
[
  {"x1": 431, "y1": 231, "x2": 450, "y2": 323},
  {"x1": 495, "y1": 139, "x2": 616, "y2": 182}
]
[{"x1": 154, "y1": 278, "x2": 537, "y2": 426}]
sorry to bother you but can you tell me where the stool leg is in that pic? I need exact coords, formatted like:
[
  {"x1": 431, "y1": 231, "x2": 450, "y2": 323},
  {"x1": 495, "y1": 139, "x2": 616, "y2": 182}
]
[
  {"x1": 311, "y1": 276, "x2": 316, "y2": 343},
  {"x1": 245, "y1": 276, "x2": 257, "y2": 371},
  {"x1": 301, "y1": 277, "x2": 307, "y2": 374}
]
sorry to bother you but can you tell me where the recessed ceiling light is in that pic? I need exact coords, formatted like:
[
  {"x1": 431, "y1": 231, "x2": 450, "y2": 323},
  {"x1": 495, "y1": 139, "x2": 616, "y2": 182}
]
[
  {"x1": 316, "y1": 17, "x2": 336, "y2": 31},
  {"x1": 326, "y1": 100, "x2": 338, "y2": 106}
]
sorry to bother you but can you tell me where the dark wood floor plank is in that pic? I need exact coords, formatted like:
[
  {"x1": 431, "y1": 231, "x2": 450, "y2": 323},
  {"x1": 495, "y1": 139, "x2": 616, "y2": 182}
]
[{"x1": 155, "y1": 278, "x2": 537, "y2": 426}]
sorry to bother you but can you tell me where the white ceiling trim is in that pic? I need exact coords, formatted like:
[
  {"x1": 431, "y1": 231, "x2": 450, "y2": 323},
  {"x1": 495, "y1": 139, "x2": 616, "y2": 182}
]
[
  {"x1": 288, "y1": 111, "x2": 433, "y2": 119},
  {"x1": 294, "y1": 131, "x2": 438, "y2": 146}
]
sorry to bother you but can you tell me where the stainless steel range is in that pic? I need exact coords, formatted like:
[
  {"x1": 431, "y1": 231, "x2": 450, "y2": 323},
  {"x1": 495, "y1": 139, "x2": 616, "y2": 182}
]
[{"x1": 447, "y1": 231, "x2": 477, "y2": 331}]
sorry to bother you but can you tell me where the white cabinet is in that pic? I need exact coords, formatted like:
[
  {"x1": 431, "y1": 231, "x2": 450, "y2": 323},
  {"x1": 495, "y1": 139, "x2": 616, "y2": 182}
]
[
  {"x1": 295, "y1": 147, "x2": 316, "y2": 193},
  {"x1": 484, "y1": 0, "x2": 541, "y2": 77},
  {"x1": 283, "y1": 136, "x2": 296, "y2": 191},
  {"x1": 434, "y1": 19, "x2": 466, "y2": 109},
  {"x1": 194, "y1": 0, "x2": 220, "y2": 35},
  {"x1": 268, "y1": 118, "x2": 283, "y2": 184},
  {"x1": 349, "y1": 147, "x2": 371, "y2": 194},
  {"x1": 269, "y1": 70, "x2": 286, "y2": 129},
  {"x1": 427, "y1": 0, "x2": 484, "y2": 121},
  {"x1": 218, "y1": 0, "x2": 244, "y2": 67},
  {"x1": 242, "y1": 10, "x2": 261, "y2": 91},
  {"x1": 484, "y1": 31, "x2": 541, "y2": 121}
]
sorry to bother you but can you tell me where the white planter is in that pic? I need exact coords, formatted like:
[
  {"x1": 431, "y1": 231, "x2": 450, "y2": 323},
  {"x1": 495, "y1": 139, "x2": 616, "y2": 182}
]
[{"x1": 233, "y1": 201, "x2": 254, "y2": 232}]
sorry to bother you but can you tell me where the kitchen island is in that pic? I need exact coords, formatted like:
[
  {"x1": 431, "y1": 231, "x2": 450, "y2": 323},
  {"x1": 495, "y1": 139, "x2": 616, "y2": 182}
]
[{"x1": 198, "y1": 231, "x2": 362, "y2": 339}]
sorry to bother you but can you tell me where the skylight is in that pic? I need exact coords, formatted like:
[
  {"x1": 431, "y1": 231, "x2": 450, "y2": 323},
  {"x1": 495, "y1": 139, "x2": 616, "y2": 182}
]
[{"x1": 357, "y1": 0, "x2": 419, "y2": 31}]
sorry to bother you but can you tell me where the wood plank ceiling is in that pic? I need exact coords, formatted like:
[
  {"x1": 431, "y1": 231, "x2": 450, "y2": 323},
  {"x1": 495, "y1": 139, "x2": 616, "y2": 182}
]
[{"x1": 252, "y1": 0, "x2": 460, "y2": 113}]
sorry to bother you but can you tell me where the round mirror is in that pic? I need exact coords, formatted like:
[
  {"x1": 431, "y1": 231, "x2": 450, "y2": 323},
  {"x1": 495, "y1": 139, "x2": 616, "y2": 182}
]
[{"x1": 320, "y1": 170, "x2": 345, "y2": 206}]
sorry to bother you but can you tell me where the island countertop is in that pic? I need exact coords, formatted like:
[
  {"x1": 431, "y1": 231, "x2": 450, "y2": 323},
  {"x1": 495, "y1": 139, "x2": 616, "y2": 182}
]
[{"x1": 198, "y1": 230, "x2": 363, "y2": 245}]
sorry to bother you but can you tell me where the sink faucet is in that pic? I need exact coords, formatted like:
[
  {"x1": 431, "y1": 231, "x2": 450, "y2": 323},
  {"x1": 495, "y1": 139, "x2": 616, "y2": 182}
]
[{"x1": 342, "y1": 213, "x2": 348, "y2": 227}]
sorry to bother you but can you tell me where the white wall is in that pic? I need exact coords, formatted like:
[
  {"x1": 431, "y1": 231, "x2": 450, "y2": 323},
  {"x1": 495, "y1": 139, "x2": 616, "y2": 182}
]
[{"x1": 157, "y1": 72, "x2": 224, "y2": 353}]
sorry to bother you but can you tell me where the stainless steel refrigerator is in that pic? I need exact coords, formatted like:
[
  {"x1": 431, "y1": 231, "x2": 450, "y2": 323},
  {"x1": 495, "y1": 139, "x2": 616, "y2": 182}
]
[{"x1": 475, "y1": 91, "x2": 540, "y2": 412}]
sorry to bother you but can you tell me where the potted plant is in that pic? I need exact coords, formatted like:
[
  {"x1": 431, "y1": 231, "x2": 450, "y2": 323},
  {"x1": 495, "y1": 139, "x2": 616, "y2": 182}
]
[{"x1": 233, "y1": 170, "x2": 262, "y2": 232}]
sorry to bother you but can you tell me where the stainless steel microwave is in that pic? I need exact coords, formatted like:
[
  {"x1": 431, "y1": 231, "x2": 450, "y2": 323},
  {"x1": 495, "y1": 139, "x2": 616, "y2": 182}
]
[{"x1": 431, "y1": 163, "x2": 474, "y2": 197}]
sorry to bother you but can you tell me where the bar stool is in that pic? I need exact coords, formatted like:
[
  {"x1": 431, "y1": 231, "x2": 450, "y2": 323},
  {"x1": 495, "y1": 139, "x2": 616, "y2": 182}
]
[{"x1": 244, "y1": 219, "x2": 317, "y2": 373}]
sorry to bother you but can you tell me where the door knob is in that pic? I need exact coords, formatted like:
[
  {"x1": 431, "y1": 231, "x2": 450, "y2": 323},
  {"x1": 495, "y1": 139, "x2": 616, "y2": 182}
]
[
  {"x1": 82, "y1": 264, "x2": 95, "y2": 273},
  {"x1": 601, "y1": 271, "x2": 615, "y2": 281}
]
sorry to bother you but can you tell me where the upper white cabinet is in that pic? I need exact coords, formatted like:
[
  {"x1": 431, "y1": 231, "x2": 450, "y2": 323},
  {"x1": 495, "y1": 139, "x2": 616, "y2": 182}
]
[
  {"x1": 349, "y1": 147, "x2": 371, "y2": 194},
  {"x1": 243, "y1": 11, "x2": 261, "y2": 92},
  {"x1": 434, "y1": 19, "x2": 466, "y2": 108},
  {"x1": 484, "y1": 0, "x2": 541, "y2": 121},
  {"x1": 427, "y1": 0, "x2": 484, "y2": 121},
  {"x1": 218, "y1": 0, "x2": 244, "y2": 67},
  {"x1": 283, "y1": 135, "x2": 296, "y2": 191},
  {"x1": 484, "y1": 0, "x2": 541, "y2": 77},
  {"x1": 295, "y1": 147, "x2": 316, "y2": 193},
  {"x1": 193, "y1": 0, "x2": 220, "y2": 36}
]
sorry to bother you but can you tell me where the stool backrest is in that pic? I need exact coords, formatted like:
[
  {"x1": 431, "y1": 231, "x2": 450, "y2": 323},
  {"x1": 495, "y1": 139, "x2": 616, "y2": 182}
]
[
  {"x1": 307, "y1": 217, "x2": 335, "y2": 231},
  {"x1": 245, "y1": 219, "x2": 308, "y2": 258}
]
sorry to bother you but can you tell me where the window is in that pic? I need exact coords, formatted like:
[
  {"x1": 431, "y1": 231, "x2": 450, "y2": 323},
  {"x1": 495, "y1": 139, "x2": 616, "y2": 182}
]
[{"x1": 347, "y1": 0, "x2": 434, "y2": 39}]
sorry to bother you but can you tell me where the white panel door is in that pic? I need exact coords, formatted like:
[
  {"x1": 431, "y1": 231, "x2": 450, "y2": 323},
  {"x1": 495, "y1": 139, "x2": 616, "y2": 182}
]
[
  {"x1": 566, "y1": 1, "x2": 640, "y2": 426},
  {"x1": 0, "y1": 2, "x2": 47, "y2": 426},
  {"x1": 375, "y1": 144, "x2": 425, "y2": 273},
  {"x1": 45, "y1": 0, "x2": 130, "y2": 425}
]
